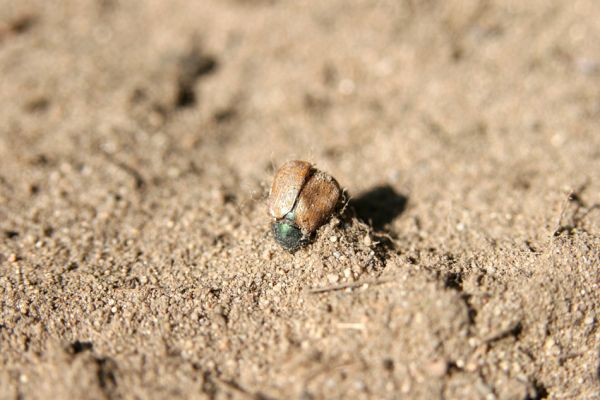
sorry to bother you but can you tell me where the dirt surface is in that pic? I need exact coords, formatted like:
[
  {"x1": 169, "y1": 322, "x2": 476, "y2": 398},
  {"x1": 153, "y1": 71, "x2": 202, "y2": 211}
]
[{"x1": 1, "y1": 1, "x2": 599, "y2": 399}]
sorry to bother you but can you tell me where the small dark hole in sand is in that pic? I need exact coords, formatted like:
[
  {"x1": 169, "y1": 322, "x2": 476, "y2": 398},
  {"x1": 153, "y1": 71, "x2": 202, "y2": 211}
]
[
  {"x1": 175, "y1": 49, "x2": 218, "y2": 108},
  {"x1": 447, "y1": 360, "x2": 462, "y2": 374},
  {"x1": 511, "y1": 322, "x2": 523, "y2": 338},
  {"x1": 4, "y1": 230, "x2": 19, "y2": 239},
  {"x1": 11, "y1": 15, "x2": 37, "y2": 34},
  {"x1": 444, "y1": 272, "x2": 463, "y2": 290},
  {"x1": 351, "y1": 185, "x2": 407, "y2": 231},
  {"x1": 527, "y1": 379, "x2": 549, "y2": 400},
  {"x1": 382, "y1": 358, "x2": 394, "y2": 372},
  {"x1": 69, "y1": 340, "x2": 93, "y2": 354},
  {"x1": 24, "y1": 97, "x2": 50, "y2": 113},
  {"x1": 176, "y1": 86, "x2": 196, "y2": 108}
]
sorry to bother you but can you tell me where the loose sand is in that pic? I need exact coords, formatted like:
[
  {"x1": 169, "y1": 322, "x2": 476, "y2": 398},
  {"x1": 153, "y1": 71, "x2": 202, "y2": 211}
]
[{"x1": 1, "y1": 1, "x2": 599, "y2": 399}]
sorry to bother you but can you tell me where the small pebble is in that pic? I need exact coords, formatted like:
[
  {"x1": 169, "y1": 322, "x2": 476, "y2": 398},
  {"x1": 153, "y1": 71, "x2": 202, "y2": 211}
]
[
  {"x1": 262, "y1": 249, "x2": 273, "y2": 260},
  {"x1": 426, "y1": 359, "x2": 448, "y2": 377},
  {"x1": 327, "y1": 273, "x2": 339, "y2": 284}
]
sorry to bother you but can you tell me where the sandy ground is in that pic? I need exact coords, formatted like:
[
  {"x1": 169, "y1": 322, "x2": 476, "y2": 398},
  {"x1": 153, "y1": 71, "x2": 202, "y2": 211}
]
[{"x1": 0, "y1": 0, "x2": 599, "y2": 399}]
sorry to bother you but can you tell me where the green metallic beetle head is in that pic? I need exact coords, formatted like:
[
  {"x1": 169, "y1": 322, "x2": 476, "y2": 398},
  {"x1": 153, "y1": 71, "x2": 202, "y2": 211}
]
[{"x1": 271, "y1": 213, "x2": 310, "y2": 252}]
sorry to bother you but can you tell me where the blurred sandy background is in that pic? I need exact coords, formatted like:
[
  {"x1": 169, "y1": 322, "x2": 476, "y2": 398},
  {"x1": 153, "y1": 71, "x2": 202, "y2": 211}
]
[{"x1": 0, "y1": 1, "x2": 599, "y2": 399}]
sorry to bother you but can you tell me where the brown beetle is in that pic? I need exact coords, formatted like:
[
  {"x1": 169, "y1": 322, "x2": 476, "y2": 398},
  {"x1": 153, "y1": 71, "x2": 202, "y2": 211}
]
[{"x1": 269, "y1": 160, "x2": 341, "y2": 251}]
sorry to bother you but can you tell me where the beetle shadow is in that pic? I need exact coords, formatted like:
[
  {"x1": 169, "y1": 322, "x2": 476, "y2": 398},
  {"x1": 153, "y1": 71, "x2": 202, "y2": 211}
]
[{"x1": 350, "y1": 185, "x2": 408, "y2": 232}]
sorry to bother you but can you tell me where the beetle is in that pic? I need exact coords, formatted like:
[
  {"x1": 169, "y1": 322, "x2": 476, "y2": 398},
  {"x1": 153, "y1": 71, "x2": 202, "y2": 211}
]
[{"x1": 268, "y1": 160, "x2": 341, "y2": 251}]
